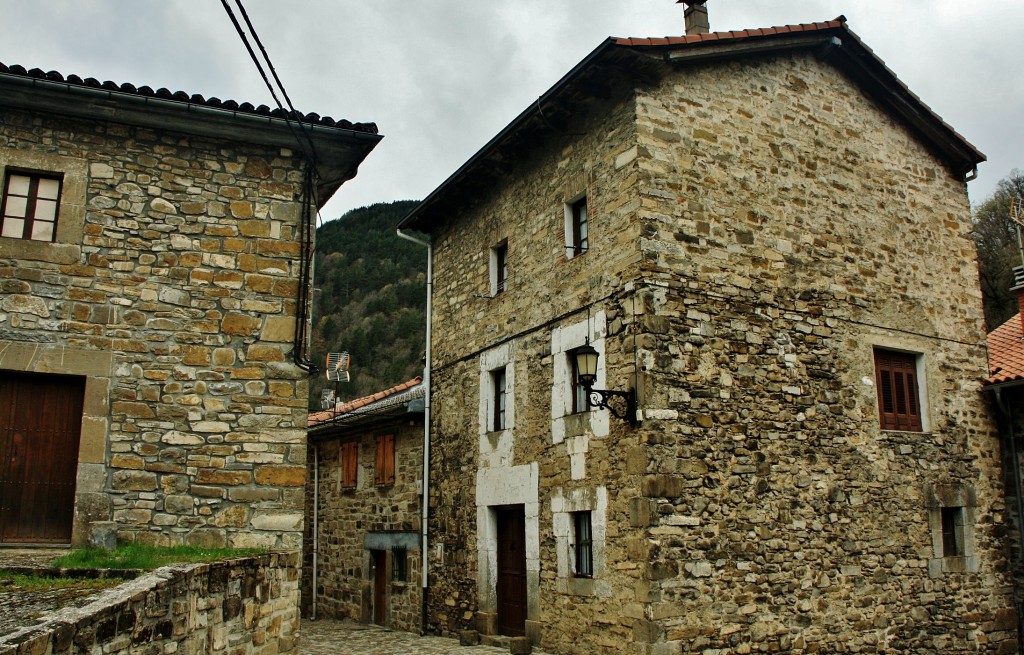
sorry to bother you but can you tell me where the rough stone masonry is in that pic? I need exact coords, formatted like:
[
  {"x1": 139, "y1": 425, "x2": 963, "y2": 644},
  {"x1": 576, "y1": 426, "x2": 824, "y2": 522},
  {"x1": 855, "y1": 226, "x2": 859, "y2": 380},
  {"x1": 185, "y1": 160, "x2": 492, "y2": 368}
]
[{"x1": 0, "y1": 66, "x2": 378, "y2": 549}]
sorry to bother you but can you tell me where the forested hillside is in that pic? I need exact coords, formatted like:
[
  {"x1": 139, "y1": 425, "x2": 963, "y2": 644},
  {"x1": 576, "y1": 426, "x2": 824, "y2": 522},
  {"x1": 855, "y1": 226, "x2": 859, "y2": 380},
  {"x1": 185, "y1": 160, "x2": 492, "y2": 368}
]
[{"x1": 309, "y1": 200, "x2": 426, "y2": 408}]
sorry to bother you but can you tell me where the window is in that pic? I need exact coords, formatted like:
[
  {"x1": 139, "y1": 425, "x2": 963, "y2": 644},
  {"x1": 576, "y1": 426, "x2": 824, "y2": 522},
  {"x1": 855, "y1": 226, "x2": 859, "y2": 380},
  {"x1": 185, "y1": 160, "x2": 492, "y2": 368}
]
[
  {"x1": 374, "y1": 434, "x2": 395, "y2": 485},
  {"x1": 492, "y1": 368, "x2": 507, "y2": 431},
  {"x1": 873, "y1": 349, "x2": 923, "y2": 432},
  {"x1": 491, "y1": 242, "x2": 508, "y2": 295},
  {"x1": 572, "y1": 511, "x2": 593, "y2": 578},
  {"x1": 941, "y1": 507, "x2": 965, "y2": 557},
  {"x1": 340, "y1": 440, "x2": 358, "y2": 489},
  {"x1": 1, "y1": 172, "x2": 62, "y2": 242},
  {"x1": 567, "y1": 196, "x2": 588, "y2": 257},
  {"x1": 569, "y1": 349, "x2": 589, "y2": 414},
  {"x1": 392, "y1": 548, "x2": 408, "y2": 582}
]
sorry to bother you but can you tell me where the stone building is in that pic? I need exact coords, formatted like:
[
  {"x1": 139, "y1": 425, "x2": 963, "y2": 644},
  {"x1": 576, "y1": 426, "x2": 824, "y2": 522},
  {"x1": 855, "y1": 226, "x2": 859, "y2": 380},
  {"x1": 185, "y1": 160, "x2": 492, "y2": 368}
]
[
  {"x1": 303, "y1": 377, "x2": 425, "y2": 631},
  {"x1": 984, "y1": 266, "x2": 1024, "y2": 640},
  {"x1": 397, "y1": 13, "x2": 1018, "y2": 655},
  {"x1": 0, "y1": 63, "x2": 379, "y2": 548}
]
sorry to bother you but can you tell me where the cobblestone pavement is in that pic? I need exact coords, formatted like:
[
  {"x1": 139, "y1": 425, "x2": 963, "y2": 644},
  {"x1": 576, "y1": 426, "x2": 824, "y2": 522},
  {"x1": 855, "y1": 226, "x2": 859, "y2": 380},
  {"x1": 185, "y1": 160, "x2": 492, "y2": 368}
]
[{"x1": 301, "y1": 619, "x2": 551, "y2": 655}]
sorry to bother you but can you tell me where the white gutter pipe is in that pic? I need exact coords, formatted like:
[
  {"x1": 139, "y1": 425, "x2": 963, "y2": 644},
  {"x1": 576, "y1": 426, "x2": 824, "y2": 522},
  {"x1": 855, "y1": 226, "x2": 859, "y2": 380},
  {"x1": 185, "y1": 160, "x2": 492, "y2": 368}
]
[{"x1": 396, "y1": 229, "x2": 432, "y2": 633}]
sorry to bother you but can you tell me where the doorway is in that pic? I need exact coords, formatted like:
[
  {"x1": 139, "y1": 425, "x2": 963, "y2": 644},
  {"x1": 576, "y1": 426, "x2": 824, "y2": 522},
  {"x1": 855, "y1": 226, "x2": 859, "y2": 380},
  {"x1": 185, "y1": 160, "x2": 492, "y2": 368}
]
[
  {"x1": 495, "y1": 505, "x2": 527, "y2": 636},
  {"x1": 371, "y1": 549, "x2": 387, "y2": 625},
  {"x1": 0, "y1": 371, "x2": 85, "y2": 544}
]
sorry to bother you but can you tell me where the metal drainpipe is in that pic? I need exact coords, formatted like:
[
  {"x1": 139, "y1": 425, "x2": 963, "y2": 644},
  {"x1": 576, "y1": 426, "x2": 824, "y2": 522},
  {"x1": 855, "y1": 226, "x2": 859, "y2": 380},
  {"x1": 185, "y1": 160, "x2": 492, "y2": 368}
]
[
  {"x1": 396, "y1": 229, "x2": 432, "y2": 635},
  {"x1": 312, "y1": 442, "x2": 319, "y2": 621}
]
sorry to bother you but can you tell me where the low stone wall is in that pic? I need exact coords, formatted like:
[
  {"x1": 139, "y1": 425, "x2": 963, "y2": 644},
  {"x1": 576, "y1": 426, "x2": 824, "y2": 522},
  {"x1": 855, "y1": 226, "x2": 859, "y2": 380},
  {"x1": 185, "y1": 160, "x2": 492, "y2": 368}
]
[{"x1": 0, "y1": 551, "x2": 299, "y2": 655}]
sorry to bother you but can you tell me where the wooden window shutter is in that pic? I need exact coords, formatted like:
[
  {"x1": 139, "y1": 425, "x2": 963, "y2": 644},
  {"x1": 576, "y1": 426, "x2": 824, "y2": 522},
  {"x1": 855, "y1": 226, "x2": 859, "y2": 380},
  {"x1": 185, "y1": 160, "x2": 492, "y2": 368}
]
[
  {"x1": 375, "y1": 434, "x2": 395, "y2": 485},
  {"x1": 341, "y1": 441, "x2": 357, "y2": 489},
  {"x1": 874, "y1": 350, "x2": 923, "y2": 432}
]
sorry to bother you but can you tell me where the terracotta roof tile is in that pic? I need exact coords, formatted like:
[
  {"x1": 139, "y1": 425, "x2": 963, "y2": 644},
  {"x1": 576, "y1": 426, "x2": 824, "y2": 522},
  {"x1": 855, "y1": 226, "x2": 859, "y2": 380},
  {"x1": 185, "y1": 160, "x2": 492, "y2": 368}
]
[
  {"x1": 987, "y1": 314, "x2": 1024, "y2": 385},
  {"x1": 308, "y1": 376, "x2": 423, "y2": 426},
  {"x1": 0, "y1": 62, "x2": 378, "y2": 135}
]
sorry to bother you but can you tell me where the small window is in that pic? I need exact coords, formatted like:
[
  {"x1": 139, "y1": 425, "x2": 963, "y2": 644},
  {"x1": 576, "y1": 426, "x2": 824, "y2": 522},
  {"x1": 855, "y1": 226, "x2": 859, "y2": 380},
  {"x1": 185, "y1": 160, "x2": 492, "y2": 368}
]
[
  {"x1": 491, "y1": 242, "x2": 508, "y2": 295},
  {"x1": 374, "y1": 434, "x2": 395, "y2": 485},
  {"x1": 569, "y1": 349, "x2": 589, "y2": 414},
  {"x1": 941, "y1": 507, "x2": 965, "y2": 557},
  {"x1": 567, "y1": 196, "x2": 589, "y2": 258},
  {"x1": 340, "y1": 440, "x2": 358, "y2": 489},
  {"x1": 392, "y1": 548, "x2": 408, "y2": 582},
  {"x1": 873, "y1": 349, "x2": 923, "y2": 432},
  {"x1": 573, "y1": 511, "x2": 593, "y2": 578},
  {"x1": 492, "y1": 368, "x2": 507, "y2": 431},
  {"x1": 1, "y1": 172, "x2": 62, "y2": 242}
]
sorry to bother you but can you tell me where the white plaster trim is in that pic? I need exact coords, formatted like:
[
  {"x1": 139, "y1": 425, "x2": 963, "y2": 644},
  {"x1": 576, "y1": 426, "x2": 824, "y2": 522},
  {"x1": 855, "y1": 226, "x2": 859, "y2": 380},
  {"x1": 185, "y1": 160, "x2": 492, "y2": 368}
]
[
  {"x1": 479, "y1": 342, "x2": 515, "y2": 468},
  {"x1": 550, "y1": 312, "x2": 609, "y2": 444},
  {"x1": 475, "y1": 463, "x2": 539, "y2": 616},
  {"x1": 551, "y1": 486, "x2": 610, "y2": 597}
]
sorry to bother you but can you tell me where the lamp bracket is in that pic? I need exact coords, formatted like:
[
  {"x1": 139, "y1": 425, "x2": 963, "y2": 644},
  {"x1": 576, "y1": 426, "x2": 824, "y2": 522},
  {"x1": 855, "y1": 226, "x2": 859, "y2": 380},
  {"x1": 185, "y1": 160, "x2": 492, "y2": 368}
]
[{"x1": 585, "y1": 387, "x2": 638, "y2": 427}]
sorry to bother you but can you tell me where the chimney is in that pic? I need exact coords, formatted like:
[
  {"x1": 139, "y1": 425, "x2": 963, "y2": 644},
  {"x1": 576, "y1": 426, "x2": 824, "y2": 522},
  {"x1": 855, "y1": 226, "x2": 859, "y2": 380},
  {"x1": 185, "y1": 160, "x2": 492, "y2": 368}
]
[{"x1": 679, "y1": 0, "x2": 710, "y2": 36}]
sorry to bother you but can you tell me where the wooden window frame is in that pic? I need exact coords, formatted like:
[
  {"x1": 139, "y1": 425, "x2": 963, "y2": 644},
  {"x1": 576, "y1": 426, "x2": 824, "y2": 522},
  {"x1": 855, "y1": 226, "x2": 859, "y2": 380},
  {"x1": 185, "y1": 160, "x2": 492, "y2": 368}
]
[
  {"x1": 569, "y1": 196, "x2": 589, "y2": 257},
  {"x1": 569, "y1": 349, "x2": 588, "y2": 415},
  {"x1": 374, "y1": 433, "x2": 395, "y2": 486},
  {"x1": 340, "y1": 440, "x2": 358, "y2": 489},
  {"x1": 492, "y1": 367, "x2": 507, "y2": 431},
  {"x1": 873, "y1": 349, "x2": 923, "y2": 432},
  {"x1": 572, "y1": 511, "x2": 593, "y2": 578},
  {"x1": 493, "y1": 242, "x2": 508, "y2": 295},
  {"x1": 1, "y1": 171, "x2": 63, "y2": 243},
  {"x1": 392, "y1": 548, "x2": 408, "y2": 582}
]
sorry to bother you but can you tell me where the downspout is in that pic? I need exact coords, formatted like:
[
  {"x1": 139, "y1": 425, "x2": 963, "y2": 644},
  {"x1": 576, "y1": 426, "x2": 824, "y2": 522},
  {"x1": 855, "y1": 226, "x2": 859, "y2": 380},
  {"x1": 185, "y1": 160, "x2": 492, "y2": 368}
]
[
  {"x1": 397, "y1": 229, "x2": 432, "y2": 635},
  {"x1": 312, "y1": 442, "x2": 319, "y2": 620}
]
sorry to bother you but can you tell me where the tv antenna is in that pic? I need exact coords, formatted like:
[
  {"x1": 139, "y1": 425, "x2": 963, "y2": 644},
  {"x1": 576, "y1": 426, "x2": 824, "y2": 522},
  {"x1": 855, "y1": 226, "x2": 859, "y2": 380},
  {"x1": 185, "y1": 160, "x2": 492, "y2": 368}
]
[
  {"x1": 325, "y1": 352, "x2": 351, "y2": 418},
  {"x1": 325, "y1": 352, "x2": 351, "y2": 382},
  {"x1": 1011, "y1": 195, "x2": 1024, "y2": 266}
]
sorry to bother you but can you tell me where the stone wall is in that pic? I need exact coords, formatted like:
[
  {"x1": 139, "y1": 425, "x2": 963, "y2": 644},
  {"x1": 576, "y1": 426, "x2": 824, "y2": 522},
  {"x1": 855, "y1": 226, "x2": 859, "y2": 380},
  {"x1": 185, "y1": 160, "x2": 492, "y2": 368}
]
[
  {"x1": 0, "y1": 106, "x2": 310, "y2": 548},
  {"x1": 0, "y1": 552, "x2": 300, "y2": 655},
  {"x1": 423, "y1": 49, "x2": 1017, "y2": 654},
  {"x1": 303, "y1": 420, "x2": 423, "y2": 632}
]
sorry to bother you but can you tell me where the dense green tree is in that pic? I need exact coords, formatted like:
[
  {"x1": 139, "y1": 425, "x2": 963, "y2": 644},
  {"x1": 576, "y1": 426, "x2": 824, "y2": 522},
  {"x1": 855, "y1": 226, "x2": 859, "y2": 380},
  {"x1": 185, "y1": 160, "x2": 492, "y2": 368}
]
[
  {"x1": 309, "y1": 200, "x2": 427, "y2": 408},
  {"x1": 972, "y1": 171, "x2": 1024, "y2": 331}
]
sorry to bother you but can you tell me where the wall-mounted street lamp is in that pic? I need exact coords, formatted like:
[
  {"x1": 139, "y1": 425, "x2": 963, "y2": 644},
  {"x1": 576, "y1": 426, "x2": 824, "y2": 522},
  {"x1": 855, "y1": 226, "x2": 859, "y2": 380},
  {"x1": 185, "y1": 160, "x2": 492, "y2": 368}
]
[{"x1": 574, "y1": 342, "x2": 638, "y2": 427}]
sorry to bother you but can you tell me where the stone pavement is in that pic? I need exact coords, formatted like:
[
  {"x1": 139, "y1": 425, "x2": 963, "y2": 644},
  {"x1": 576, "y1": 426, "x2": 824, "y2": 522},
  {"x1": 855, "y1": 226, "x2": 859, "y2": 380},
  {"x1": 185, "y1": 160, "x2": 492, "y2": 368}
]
[{"x1": 301, "y1": 620, "x2": 551, "y2": 655}]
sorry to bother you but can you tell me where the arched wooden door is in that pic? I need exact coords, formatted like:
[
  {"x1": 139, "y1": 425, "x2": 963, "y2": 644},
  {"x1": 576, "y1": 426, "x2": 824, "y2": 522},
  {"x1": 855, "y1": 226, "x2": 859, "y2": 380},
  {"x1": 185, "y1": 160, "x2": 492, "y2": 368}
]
[{"x1": 0, "y1": 371, "x2": 85, "y2": 544}]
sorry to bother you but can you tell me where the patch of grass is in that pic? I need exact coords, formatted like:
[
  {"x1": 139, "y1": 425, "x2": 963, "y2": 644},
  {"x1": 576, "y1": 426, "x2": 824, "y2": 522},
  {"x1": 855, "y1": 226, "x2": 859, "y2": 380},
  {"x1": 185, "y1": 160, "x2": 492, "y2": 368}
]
[
  {"x1": 51, "y1": 544, "x2": 267, "y2": 570},
  {"x1": 0, "y1": 571, "x2": 124, "y2": 591}
]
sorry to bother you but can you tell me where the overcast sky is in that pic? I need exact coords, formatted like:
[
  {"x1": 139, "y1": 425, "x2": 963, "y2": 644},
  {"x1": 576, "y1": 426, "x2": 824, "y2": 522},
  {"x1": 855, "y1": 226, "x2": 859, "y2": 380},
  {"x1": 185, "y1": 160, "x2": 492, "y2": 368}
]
[{"x1": 1, "y1": 1, "x2": 1021, "y2": 221}]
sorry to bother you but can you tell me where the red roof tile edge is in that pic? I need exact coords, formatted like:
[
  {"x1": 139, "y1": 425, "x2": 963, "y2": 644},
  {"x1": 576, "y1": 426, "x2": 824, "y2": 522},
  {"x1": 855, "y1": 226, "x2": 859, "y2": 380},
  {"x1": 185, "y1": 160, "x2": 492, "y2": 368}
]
[
  {"x1": 987, "y1": 314, "x2": 1024, "y2": 385},
  {"x1": 308, "y1": 376, "x2": 423, "y2": 426},
  {"x1": 0, "y1": 62, "x2": 378, "y2": 135}
]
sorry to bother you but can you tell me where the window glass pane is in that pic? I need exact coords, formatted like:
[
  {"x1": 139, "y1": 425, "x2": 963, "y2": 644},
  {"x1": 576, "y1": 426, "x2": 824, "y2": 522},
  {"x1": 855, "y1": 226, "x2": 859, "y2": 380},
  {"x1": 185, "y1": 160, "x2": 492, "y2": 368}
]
[
  {"x1": 36, "y1": 178, "x2": 60, "y2": 200},
  {"x1": 6, "y1": 175, "x2": 30, "y2": 196},
  {"x1": 31, "y1": 221, "x2": 54, "y2": 241},
  {"x1": 34, "y1": 198, "x2": 57, "y2": 221},
  {"x1": 4, "y1": 196, "x2": 27, "y2": 218},
  {"x1": 2, "y1": 218, "x2": 24, "y2": 239}
]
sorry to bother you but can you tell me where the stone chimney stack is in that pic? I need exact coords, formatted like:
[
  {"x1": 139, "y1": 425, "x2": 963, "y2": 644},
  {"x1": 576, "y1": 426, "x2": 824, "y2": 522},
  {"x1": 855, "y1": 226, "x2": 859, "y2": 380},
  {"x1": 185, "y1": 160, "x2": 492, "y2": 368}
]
[{"x1": 680, "y1": 0, "x2": 710, "y2": 35}]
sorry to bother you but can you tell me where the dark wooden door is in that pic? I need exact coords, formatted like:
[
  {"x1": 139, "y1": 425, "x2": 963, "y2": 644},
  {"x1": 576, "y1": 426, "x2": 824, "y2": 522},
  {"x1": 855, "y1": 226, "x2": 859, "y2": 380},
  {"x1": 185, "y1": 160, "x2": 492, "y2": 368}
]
[
  {"x1": 496, "y1": 505, "x2": 527, "y2": 637},
  {"x1": 371, "y1": 549, "x2": 387, "y2": 625},
  {"x1": 0, "y1": 371, "x2": 85, "y2": 544}
]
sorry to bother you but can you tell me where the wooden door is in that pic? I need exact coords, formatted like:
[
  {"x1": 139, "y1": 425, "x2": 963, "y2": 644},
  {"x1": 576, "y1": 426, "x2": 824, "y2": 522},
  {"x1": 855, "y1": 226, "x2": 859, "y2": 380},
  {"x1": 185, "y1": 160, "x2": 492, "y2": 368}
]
[
  {"x1": 371, "y1": 549, "x2": 387, "y2": 625},
  {"x1": 0, "y1": 371, "x2": 85, "y2": 544},
  {"x1": 495, "y1": 505, "x2": 527, "y2": 636}
]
